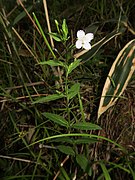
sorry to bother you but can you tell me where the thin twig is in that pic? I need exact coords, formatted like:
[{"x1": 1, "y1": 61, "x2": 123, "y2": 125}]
[
  {"x1": 0, "y1": 93, "x2": 48, "y2": 103},
  {"x1": 123, "y1": 22, "x2": 135, "y2": 35},
  {"x1": 5, "y1": 81, "x2": 45, "y2": 90},
  {"x1": 12, "y1": 27, "x2": 39, "y2": 63},
  {"x1": 0, "y1": 155, "x2": 41, "y2": 165}
]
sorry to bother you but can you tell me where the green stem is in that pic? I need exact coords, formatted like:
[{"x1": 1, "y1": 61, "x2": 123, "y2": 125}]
[{"x1": 65, "y1": 74, "x2": 70, "y2": 126}]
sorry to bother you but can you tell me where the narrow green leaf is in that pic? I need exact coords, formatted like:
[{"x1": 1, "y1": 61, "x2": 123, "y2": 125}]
[
  {"x1": 76, "y1": 154, "x2": 92, "y2": 176},
  {"x1": 33, "y1": 13, "x2": 56, "y2": 58},
  {"x1": 58, "y1": 168, "x2": 70, "y2": 180},
  {"x1": 49, "y1": 137, "x2": 74, "y2": 144},
  {"x1": 42, "y1": 112, "x2": 68, "y2": 127},
  {"x1": 50, "y1": 137, "x2": 98, "y2": 144},
  {"x1": 74, "y1": 137, "x2": 98, "y2": 144},
  {"x1": 67, "y1": 59, "x2": 81, "y2": 75},
  {"x1": 68, "y1": 83, "x2": 80, "y2": 99},
  {"x1": 39, "y1": 60, "x2": 65, "y2": 67},
  {"x1": 128, "y1": 164, "x2": 135, "y2": 180},
  {"x1": 13, "y1": 6, "x2": 32, "y2": 25},
  {"x1": 72, "y1": 122, "x2": 102, "y2": 130},
  {"x1": 54, "y1": 19, "x2": 60, "y2": 33},
  {"x1": 98, "y1": 162, "x2": 111, "y2": 180},
  {"x1": 62, "y1": 19, "x2": 68, "y2": 39},
  {"x1": 57, "y1": 145, "x2": 75, "y2": 156},
  {"x1": 55, "y1": 19, "x2": 59, "y2": 26},
  {"x1": 33, "y1": 94, "x2": 65, "y2": 104},
  {"x1": 49, "y1": 32, "x2": 61, "y2": 42}
]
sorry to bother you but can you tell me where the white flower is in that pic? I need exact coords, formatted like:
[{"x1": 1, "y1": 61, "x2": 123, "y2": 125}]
[{"x1": 75, "y1": 30, "x2": 94, "y2": 50}]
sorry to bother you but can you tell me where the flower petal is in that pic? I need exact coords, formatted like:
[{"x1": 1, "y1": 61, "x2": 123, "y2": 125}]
[
  {"x1": 83, "y1": 42, "x2": 91, "y2": 50},
  {"x1": 77, "y1": 30, "x2": 85, "y2": 39},
  {"x1": 85, "y1": 33, "x2": 94, "y2": 42},
  {"x1": 76, "y1": 40, "x2": 82, "y2": 49}
]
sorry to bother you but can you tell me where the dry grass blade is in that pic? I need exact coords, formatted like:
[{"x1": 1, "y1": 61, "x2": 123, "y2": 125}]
[
  {"x1": 43, "y1": 0, "x2": 54, "y2": 48},
  {"x1": 0, "y1": 155, "x2": 41, "y2": 165}
]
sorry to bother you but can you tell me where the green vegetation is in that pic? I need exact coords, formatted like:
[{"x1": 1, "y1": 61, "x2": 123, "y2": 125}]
[{"x1": 0, "y1": 0, "x2": 135, "y2": 179}]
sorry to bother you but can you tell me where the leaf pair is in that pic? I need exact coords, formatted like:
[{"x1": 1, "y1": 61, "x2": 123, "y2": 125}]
[
  {"x1": 42, "y1": 112, "x2": 101, "y2": 130},
  {"x1": 33, "y1": 83, "x2": 80, "y2": 104},
  {"x1": 39, "y1": 58, "x2": 81, "y2": 76}
]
